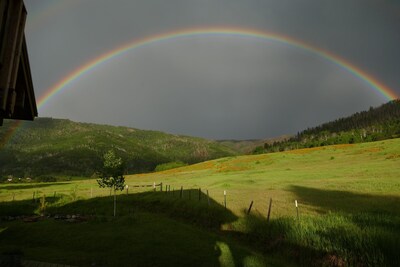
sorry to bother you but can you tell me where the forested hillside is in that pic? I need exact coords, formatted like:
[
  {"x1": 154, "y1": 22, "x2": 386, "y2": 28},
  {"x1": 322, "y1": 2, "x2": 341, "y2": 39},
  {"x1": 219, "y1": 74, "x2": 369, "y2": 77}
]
[
  {"x1": 0, "y1": 118, "x2": 237, "y2": 177},
  {"x1": 256, "y1": 99, "x2": 400, "y2": 153}
]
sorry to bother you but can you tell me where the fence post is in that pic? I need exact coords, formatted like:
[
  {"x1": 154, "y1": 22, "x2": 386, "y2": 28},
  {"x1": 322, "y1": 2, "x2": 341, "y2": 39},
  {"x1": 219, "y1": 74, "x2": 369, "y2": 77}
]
[
  {"x1": 160, "y1": 182, "x2": 163, "y2": 192},
  {"x1": 91, "y1": 187, "x2": 93, "y2": 198},
  {"x1": 207, "y1": 190, "x2": 210, "y2": 206},
  {"x1": 198, "y1": 188, "x2": 201, "y2": 201},
  {"x1": 189, "y1": 190, "x2": 191, "y2": 200},
  {"x1": 224, "y1": 190, "x2": 227, "y2": 209},
  {"x1": 267, "y1": 198, "x2": 272, "y2": 222},
  {"x1": 12, "y1": 193, "x2": 15, "y2": 201},
  {"x1": 295, "y1": 200, "x2": 299, "y2": 220},
  {"x1": 180, "y1": 186, "x2": 183, "y2": 198},
  {"x1": 153, "y1": 182, "x2": 156, "y2": 192},
  {"x1": 126, "y1": 185, "x2": 129, "y2": 195},
  {"x1": 247, "y1": 200, "x2": 254, "y2": 215}
]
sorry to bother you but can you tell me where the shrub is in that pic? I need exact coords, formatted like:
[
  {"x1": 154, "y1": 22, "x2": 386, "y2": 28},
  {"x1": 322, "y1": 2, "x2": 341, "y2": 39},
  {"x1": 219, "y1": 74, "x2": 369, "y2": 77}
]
[{"x1": 35, "y1": 175, "x2": 57, "y2": 182}]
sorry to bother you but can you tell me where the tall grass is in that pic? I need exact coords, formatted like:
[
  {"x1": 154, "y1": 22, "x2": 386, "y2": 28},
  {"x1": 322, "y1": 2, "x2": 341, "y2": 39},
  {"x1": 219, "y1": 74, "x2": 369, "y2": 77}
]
[{"x1": 233, "y1": 212, "x2": 400, "y2": 266}]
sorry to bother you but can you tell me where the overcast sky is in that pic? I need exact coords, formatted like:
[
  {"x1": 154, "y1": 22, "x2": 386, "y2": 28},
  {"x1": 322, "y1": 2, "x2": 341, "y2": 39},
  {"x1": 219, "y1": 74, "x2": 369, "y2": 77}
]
[{"x1": 23, "y1": 0, "x2": 400, "y2": 140}]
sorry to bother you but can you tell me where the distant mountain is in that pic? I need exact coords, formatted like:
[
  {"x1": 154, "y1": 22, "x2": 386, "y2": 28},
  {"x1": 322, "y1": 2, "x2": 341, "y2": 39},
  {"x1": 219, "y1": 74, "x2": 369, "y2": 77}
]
[
  {"x1": 256, "y1": 99, "x2": 400, "y2": 153},
  {"x1": 0, "y1": 118, "x2": 237, "y2": 177},
  {"x1": 217, "y1": 134, "x2": 292, "y2": 154},
  {"x1": 216, "y1": 139, "x2": 264, "y2": 154}
]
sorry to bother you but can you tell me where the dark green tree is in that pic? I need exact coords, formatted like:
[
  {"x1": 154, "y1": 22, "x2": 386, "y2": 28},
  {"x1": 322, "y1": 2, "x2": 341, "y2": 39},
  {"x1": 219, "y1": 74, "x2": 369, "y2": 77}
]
[{"x1": 97, "y1": 150, "x2": 125, "y2": 217}]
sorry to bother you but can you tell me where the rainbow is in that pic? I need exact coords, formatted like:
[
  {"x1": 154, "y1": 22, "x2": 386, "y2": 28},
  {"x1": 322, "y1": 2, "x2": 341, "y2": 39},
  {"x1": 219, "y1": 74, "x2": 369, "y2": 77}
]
[
  {"x1": 2, "y1": 26, "x2": 398, "y2": 148},
  {"x1": 37, "y1": 26, "x2": 398, "y2": 109}
]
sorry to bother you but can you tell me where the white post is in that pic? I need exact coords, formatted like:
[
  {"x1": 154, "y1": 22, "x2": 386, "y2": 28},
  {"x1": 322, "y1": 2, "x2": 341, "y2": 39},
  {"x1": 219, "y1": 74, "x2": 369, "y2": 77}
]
[
  {"x1": 224, "y1": 190, "x2": 226, "y2": 209},
  {"x1": 114, "y1": 188, "x2": 116, "y2": 217},
  {"x1": 295, "y1": 200, "x2": 299, "y2": 220}
]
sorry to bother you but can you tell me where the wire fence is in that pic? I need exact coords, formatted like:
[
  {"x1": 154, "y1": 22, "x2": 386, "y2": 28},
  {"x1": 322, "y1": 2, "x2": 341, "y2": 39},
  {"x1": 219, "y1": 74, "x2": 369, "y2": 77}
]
[{"x1": 1, "y1": 181, "x2": 306, "y2": 219}]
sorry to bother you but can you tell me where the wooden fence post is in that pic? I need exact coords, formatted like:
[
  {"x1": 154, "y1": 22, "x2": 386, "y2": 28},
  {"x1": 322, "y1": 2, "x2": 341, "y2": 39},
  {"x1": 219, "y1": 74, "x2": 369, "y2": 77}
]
[
  {"x1": 126, "y1": 185, "x2": 129, "y2": 195},
  {"x1": 198, "y1": 188, "x2": 201, "y2": 201},
  {"x1": 247, "y1": 200, "x2": 254, "y2": 215},
  {"x1": 160, "y1": 182, "x2": 163, "y2": 192},
  {"x1": 189, "y1": 190, "x2": 191, "y2": 200},
  {"x1": 224, "y1": 190, "x2": 227, "y2": 209},
  {"x1": 295, "y1": 200, "x2": 299, "y2": 220},
  {"x1": 207, "y1": 190, "x2": 210, "y2": 206},
  {"x1": 267, "y1": 198, "x2": 272, "y2": 222},
  {"x1": 153, "y1": 182, "x2": 156, "y2": 192},
  {"x1": 180, "y1": 186, "x2": 183, "y2": 198}
]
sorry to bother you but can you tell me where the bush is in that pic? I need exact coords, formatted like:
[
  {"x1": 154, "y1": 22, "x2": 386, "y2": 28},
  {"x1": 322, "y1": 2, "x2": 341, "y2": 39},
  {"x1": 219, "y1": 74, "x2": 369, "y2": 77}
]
[
  {"x1": 35, "y1": 175, "x2": 57, "y2": 182},
  {"x1": 253, "y1": 146, "x2": 264, "y2": 154}
]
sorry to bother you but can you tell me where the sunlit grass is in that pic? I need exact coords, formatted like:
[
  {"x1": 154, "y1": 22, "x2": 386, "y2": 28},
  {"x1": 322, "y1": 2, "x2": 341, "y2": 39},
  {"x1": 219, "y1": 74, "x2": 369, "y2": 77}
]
[{"x1": 1, "y1": 138, "x2": 399, "y2": 265}]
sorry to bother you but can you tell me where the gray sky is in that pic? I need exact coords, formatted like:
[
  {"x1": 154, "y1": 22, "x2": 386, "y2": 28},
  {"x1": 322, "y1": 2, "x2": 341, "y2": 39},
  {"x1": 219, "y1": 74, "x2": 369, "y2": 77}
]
[{"x1": 24, "y1": 0, "x2": 400, "y2": 140}]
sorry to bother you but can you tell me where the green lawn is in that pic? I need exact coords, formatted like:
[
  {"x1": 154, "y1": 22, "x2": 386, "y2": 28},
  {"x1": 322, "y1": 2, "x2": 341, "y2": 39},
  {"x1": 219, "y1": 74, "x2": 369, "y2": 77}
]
[
  {"x1": 1, "y1": 138, "x2": 399, "y2": 266},
  {"x1": 0, "y1": 212, "x2": 269, "y2": 266}
]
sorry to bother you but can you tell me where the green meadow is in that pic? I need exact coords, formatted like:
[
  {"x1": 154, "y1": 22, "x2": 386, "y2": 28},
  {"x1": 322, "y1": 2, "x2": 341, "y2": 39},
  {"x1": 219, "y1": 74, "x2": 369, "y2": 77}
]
[{"x1": 1, "y1": 138, "x2": 399, "y2": 266}]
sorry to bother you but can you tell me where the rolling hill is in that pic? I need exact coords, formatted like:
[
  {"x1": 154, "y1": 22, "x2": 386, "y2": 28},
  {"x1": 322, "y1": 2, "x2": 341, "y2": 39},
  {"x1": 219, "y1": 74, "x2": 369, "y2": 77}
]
[
  {"x1": 257, "y1": 99, "x2": 400, "y2": 153},
  {"x1": 0, "y1": 118, "x2": 237, "y2": 177},
  {"x1": 1, "y1": 100, "x2": 399, "y2": 178}
]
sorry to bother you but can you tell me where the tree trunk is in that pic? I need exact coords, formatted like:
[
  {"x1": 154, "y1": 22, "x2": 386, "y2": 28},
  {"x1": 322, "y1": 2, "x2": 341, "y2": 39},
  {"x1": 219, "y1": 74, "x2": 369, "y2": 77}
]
[{"x1": 113, "y1": 187, "x2": 116, "y2": 217}]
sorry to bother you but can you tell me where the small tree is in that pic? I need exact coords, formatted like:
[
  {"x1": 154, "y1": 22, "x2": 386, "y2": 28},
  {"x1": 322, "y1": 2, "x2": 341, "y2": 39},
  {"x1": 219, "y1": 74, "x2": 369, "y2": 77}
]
[{"x1": 97, "y1": 150, "x2": 125, "y2": 217}]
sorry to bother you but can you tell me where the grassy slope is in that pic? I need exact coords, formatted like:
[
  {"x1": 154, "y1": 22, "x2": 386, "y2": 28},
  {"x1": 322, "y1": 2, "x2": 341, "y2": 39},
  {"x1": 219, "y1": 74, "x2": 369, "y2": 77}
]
[
  {"x1": 128, "y1": 138, "x2": 400, "y2": 217},
  {"x1": 0, "y1": 118, "x2": 237, "y2": 176},
  {"x1": 1, "y1": 138, "x2": 399, "y2": 266}
]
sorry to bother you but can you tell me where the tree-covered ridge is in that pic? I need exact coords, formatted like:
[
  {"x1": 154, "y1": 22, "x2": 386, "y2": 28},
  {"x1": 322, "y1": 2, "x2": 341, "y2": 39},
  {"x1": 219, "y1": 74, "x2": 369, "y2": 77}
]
[
  {"x1": 256, "y1": 100, "x2": 400, "y2": 153},
  {"x1": 0, "y1": 118, "x2": 237, "y2": 177}
]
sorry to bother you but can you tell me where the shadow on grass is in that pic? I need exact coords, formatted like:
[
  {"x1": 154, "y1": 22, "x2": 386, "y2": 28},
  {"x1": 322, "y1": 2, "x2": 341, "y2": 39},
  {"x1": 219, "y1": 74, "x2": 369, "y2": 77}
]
[
  {"x1": 0, "y1": 196, "x2": 61, "y2": 217},
  {"x1": 289, "y1": 185, "x2": 400, "y2": 216},
  {"x1": 0, "y1": 190, "x2": 268, "y2": 266},
  {"x1": 287, "y1": 185, "x2": 400, "y2": 266},
  {"x1": 231, "y1": 210, "x2": 400, "y2": 266},
  {"x1": 229, "y1": 213, "x2": 328, "y2": 266},
  {"x1": 0, "y1": 183, "x2": 71, "y2": 190}
]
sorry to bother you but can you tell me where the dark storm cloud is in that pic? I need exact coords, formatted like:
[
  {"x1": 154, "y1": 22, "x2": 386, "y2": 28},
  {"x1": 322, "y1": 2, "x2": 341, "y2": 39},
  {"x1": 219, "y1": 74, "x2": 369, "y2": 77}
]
[{"x1": 24, "y1": 0, "x2": 400, "y2": 139}]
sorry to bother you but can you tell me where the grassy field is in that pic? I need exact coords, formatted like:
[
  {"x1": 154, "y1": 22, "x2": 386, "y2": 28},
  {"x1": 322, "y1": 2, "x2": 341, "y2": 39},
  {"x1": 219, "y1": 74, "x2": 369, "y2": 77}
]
[{"x1": 1, "y1": 138, "x2": 399, "y2": 266}]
